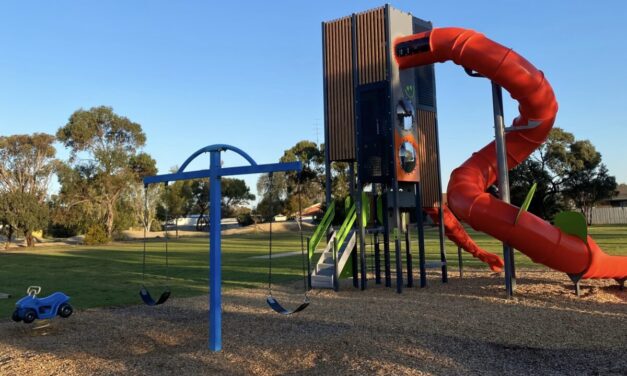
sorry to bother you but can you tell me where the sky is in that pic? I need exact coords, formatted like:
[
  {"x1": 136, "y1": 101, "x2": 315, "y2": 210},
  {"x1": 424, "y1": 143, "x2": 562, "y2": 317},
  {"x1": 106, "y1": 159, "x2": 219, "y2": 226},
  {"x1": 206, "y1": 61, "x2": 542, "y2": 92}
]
[{"x1": 1, "y1": 0, "x2": 626, "y2": 201}]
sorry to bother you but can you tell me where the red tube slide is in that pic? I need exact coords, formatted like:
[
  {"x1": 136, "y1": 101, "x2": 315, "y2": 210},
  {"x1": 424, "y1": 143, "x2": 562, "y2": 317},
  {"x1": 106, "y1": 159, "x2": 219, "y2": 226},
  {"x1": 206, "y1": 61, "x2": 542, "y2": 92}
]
[
  {"x1": 395, "y1": 28, "x2": 627, "y2": 280},
  {"x1": 424, "y1": 207, "x2": 504, "y2": 272}
]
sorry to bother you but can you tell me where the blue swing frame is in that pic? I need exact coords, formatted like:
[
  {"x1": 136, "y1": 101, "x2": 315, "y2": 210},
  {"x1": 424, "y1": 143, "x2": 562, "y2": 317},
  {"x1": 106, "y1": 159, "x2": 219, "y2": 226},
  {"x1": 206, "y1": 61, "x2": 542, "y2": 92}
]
[{"x1": 143, "y1": 144, "x2": 301, "y2": 352}]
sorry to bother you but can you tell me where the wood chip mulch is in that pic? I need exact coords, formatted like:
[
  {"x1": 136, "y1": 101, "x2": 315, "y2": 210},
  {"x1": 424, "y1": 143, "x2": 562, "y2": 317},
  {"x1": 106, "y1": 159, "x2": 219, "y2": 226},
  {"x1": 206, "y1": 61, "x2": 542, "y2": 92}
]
[{"x1": 0, "y1": 270, "x2": 625, "y2": 375}]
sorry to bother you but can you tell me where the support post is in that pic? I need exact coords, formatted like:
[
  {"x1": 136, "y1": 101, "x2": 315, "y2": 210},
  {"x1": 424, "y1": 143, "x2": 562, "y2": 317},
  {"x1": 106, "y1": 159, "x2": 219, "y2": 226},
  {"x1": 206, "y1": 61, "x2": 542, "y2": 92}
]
[
  {"x1": 415, "y1": 184, "x2": 427, "y2": 288},
  {"x1": 437, "y1": 205, "x2": 448, "y2": 283},
  {"x1": 457, "y1": 246, "x2": 463, "y2": 278},
  {"x1": 333, "y1": 237, "x2": 339, "y2": 291},
  {"x1": 405, "y1": 222, "x2": 413, "y2": 288},
  {"x1": 568, "y1": 273, "x2": 583, "y2": 297},
  {"x1": 208, "y1": 150, "x2": 222, "y2": 351},
  {"x1": 492, "y1": 82, "x2": 516, "y2": 297},
  {"x1": 382, "y1": 191, "x2": 392, "y2": 287},
  {"x1": 374, "y1": 232, "x2": 381, "y2": 284},
  {"x1": 356, "y1": 183, "x2": 367, "y2": 290},
  {"x1": 391, "y1": 181, "x2": 403, "y2": 294},
  {"x1": 349, "y1": 163, "x2": 359, "y2": 288},
  {"x1": 144, "y1": 144, "x2": 302, "y2": 352},
  {"x1": 306, "y1": 237, "x2": 312, "y2": 290}
]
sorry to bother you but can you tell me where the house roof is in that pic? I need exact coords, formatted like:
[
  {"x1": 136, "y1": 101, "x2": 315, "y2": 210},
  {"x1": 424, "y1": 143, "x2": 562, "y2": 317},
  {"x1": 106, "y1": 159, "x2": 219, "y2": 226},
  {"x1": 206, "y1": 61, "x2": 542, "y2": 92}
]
[{"x1": 610, "y1": 184, "x2": 627, "y2": 201}]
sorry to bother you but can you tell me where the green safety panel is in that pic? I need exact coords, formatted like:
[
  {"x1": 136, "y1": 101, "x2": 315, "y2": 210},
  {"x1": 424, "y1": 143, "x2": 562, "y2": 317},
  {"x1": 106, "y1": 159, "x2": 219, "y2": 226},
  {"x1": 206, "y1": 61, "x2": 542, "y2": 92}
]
[
  {"x1": 554, "y1": 211, "x2": 588, "y2": 243},
  {"x1": 515, "y1": 182, "x2": 537, "y2": 225},
  {"x1": 362, "y1": 192, "x2": 370, "y2": 225},
  {"x1": 376, "y1": 194, "x2": 383, "y2": 225}
]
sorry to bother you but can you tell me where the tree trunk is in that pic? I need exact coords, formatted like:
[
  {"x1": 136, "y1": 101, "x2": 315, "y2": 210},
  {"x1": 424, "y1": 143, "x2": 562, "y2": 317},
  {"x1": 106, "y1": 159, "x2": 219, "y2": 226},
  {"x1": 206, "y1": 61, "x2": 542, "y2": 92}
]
[
  {"x1": 25, "y1": 230, "x2": 34, "y2": 247},
  {"x1": 106, "y1": 202, "x2": 115, "y2": 239},
  {"x1": 5, "y1": 226, "x2": 14, "y2": 250}
]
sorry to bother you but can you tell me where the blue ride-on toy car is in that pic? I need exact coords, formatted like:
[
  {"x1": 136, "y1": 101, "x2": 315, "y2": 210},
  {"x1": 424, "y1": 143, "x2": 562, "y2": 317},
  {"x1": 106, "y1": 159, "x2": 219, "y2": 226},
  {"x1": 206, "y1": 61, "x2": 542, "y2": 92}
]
[{"x1": 12, "y1": 286, "x2": 73, "y2": 324}]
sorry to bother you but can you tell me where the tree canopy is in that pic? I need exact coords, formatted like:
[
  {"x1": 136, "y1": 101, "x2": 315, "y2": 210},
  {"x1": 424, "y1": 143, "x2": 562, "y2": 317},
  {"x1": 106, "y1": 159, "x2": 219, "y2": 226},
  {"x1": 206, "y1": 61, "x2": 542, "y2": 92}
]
[
  {"x1": 56, "y1": 106, "x2": 156, "y2": 238},
  {"x1": 509, "y1": 127, "x2": 617, "y2": 223},
  {"x1": 0, "y1": 133, "x2": 57, "y2": 247}
]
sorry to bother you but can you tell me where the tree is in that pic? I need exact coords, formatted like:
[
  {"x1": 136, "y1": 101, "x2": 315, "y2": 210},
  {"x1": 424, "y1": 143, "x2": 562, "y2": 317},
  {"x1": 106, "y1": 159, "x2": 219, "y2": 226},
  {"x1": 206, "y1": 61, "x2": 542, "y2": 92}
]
[
  {"x1": 0, "y1": 191, "x2": 49, "y2": 248},
  {"x1": 509, "y1": 159, "x2": 566, "y2": 220},
  {"x1": 278, "y1": 140, "x2": 325, "y2": 214},
  {"x1": 0, "y1": 133, "x2": 57, "y2": 198},
  {"x1": 56, "y1": 106, "x2": 156, "y2": 239},
  {"x1": 563, "y1": 163, "x2": 617, "y2": 225},
  {"x1": 189, "y1": 179, "x2": 209, "y2": 230},
  {"x1": 509, "y1": 127, "x2": 617, "y2": 222},
  {"x1": 331, "y1": 161, "x2": 350, "y2": 202},
  {"x1": 255, "y1": 172, "x2": 287, "y2": 220},
  {"x1": 158, "y1": 180, "x2": 192, "y2": 238},
  {"x1": 222, "y1": 178, "x2": 255, "y2": 217},
  {"x1": 0, "y1": 133, "x2": 57, "y2": 247},
  {"x1": 123, "y1": 183, "x2": 164, "y2": 233}
]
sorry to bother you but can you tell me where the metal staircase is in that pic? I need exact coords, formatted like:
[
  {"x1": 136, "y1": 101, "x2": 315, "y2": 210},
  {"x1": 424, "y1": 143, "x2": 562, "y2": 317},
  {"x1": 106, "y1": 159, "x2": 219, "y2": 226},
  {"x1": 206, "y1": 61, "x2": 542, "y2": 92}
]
[{"x1": 310, "y1": 202, "x2": 357, "y2": 290}]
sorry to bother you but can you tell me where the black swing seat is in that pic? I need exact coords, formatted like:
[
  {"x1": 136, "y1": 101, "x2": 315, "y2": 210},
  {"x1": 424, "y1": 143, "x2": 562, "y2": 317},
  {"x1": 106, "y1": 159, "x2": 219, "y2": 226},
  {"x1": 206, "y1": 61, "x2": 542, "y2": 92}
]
[
  {"x1": 266, "y1": 296, "x2": 310, "y2": 315},
  {"x1": 140, "y1": 286, "x2": 171, "y2": 306}
]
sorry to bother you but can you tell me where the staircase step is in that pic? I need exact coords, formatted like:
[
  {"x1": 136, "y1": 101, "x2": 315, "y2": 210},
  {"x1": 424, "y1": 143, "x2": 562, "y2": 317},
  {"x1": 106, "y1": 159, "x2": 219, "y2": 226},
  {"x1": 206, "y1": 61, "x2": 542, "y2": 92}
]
[
  {"x1": 316, "y1": 267, "x2": 335, "y2": 277},
  {"x1": 424, "y1": 261, "x2": 446, "y2": 269},
  {"x1": 316, "y1": 263, "x2": 334, "y2": 273},
  {"x1": 311, "y1": 275, "x2": 334, "y2": 289}
]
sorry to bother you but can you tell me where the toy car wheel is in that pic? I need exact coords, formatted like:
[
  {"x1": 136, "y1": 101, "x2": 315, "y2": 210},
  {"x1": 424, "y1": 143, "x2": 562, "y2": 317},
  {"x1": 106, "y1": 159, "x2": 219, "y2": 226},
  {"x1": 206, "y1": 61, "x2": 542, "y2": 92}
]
[
  {"x1": 58, "y1": 303, "x2": 73, "y2": 318},
  {"x1": 22, "y1": 309, "x2": 37, "y2": 324},
  {"x1": 11, "y1": 310, "x2": 21, "y2": 322}
]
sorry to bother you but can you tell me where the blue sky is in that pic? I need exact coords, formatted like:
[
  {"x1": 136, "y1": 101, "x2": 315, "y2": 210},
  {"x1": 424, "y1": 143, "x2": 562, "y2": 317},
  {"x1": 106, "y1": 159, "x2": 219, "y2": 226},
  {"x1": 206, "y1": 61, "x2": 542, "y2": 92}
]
[{"x1": 1, "y1": 1, "x2": 626, "y2": 200}]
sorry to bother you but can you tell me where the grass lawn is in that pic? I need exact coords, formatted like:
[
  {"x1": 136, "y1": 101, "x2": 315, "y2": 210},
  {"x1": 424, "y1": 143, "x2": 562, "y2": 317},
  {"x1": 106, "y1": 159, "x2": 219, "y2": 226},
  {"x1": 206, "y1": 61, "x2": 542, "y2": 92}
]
[{"x1": 1, "y1": 225, "x2": 625, "y2": 318}]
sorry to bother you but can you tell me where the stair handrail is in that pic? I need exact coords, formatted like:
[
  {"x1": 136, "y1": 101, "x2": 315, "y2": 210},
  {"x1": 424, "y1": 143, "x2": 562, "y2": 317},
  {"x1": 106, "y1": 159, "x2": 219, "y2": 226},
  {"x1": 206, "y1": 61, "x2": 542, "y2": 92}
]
[
  {"x1": 308, "y1": 200, "x2": 336, "y2": 260},
  {"x1": 336, "y1": 203, "x2": 357, "y2": 248}
]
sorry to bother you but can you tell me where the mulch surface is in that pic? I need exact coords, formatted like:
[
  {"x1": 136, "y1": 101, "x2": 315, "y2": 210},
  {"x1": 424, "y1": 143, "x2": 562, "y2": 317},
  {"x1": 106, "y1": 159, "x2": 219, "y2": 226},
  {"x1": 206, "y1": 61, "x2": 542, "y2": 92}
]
[{"x1": 0, "y1": 270, "x2": 625, "y2": 375}]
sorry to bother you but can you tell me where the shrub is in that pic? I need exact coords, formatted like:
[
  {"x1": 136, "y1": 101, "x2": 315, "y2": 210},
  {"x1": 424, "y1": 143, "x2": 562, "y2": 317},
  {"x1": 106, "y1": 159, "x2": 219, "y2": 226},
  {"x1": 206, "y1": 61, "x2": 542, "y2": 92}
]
[
  {"x1": 84, "y1": 224, "x2": 110, "y2": 245},
  {"x1": 150, "y1": 219, "x2": 162, "y2": 232},
  {"x1": 45, "y1": 223, "x2": 78, "y2": 238},
  {"x1": 236, "y1": 212, "x2": 255, "y2": 227}
]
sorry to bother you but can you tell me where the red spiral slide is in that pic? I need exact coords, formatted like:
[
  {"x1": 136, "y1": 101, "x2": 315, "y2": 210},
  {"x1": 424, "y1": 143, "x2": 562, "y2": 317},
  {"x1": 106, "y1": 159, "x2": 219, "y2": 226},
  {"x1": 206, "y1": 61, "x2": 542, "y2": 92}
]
[{"x1": 395, "y1": 27, "x2": 627, "y2": 281}]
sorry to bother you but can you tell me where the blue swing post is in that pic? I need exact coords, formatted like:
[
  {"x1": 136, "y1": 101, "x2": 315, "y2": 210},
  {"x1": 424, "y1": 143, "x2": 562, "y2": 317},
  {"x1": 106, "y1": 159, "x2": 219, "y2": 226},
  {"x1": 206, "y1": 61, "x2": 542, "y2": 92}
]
[{"x1": 144, "y1": 144, "x2": 301, "y2": 352}]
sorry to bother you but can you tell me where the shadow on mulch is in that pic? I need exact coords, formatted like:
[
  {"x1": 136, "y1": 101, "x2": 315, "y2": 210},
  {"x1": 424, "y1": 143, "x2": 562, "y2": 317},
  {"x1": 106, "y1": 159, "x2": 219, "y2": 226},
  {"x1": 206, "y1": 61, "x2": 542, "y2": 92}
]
[{"x1": 0, "y1": 270, "x2": 625, "y2": 375}]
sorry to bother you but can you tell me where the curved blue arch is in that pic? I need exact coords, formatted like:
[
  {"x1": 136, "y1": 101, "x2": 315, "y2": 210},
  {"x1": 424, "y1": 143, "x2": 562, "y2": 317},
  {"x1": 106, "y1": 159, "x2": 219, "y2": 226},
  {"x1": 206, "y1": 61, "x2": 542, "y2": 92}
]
[{"x1": 177, "y1": 144, "x2": 258, "y2": 173}]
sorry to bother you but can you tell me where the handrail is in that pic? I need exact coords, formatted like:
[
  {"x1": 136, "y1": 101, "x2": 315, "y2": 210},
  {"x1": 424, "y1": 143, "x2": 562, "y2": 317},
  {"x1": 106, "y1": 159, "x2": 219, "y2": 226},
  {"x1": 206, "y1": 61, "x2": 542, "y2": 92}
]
[
  {"x1": 336, "y1": 204, "x2": 357, "y2": 247},
  {"x1": 308, "y1": 200, "x2": 336, "y2": 260}
]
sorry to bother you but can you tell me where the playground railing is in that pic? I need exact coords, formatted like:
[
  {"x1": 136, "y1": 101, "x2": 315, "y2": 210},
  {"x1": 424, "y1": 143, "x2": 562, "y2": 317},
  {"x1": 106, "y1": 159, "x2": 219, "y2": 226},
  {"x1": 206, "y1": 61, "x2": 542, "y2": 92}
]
[
  {"x1": 336, "y1": 203, "x2": 356, "y2": 248},
  {"x1": 308, "y1": 200, "x2": 335, "y2": 261}
]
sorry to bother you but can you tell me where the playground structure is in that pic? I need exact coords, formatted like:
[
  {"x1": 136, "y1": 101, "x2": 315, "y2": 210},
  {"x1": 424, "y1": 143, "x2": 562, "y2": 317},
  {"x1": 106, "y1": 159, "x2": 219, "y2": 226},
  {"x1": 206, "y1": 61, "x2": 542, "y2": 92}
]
[
  {"x1": 143, "y1": 144, "x2": 302, "y2": 352},
  {"x1": 310, "y1": 4, "x2": 627, "y2": 297},
  {"x1": 135, "y1": 4, "x2": 626, "y2": 354}
]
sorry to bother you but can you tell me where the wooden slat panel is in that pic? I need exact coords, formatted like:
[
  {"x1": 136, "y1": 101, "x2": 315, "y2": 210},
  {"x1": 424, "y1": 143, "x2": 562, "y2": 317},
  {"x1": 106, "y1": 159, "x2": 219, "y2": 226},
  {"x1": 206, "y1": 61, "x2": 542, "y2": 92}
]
[
  {"x1": 323, "y1": 17, "x2": 355, "y2": 161},
  {"x1": 356, "y1": 8, "x2": 386, "y2": 85},
  {"x1": 417, "y1": 110, "x2": 441, "y2": 207}
]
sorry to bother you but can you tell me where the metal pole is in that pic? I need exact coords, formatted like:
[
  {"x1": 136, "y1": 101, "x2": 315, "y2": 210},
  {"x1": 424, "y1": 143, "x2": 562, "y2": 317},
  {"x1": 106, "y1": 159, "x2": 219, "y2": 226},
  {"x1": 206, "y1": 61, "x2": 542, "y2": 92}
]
[
  {"x1": 392, "y1": 181, "x2": 403, "y2": 294},
  {"x1": 457, "y1": 246, "x2": 463, "y2": 278},
  {"x1": 415, "y1": 183, "x2": 427, "y2": 288},
  {"x1": 405, "y1": 222, "x2": 413, "y2": 288},
  {"x1": 382, "y1": 191, "x2": 392, "y2": 287},
  {"x1": 306, "y1": 237, "x2": 312, "y2": 290},
  {"x1": 349, "y1": 164, "x2": 359, "y2": 288},
  {"x1": 208, "y1": 150, "x2": 222, "y2": 351},
  {"x1": 357, "y1": 185, "x2": 367, "y2": 290},
  {"x1": 492, "y1": 82, "x2": 515, "y2": 297},
  {"x1": 374, "y1": 232, "x2": 381, "y2": 284}
]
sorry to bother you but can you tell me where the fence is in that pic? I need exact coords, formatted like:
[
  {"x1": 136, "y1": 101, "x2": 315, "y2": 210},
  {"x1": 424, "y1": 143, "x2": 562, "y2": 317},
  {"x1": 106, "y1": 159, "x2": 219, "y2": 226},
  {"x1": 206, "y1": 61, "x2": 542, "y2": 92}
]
[{"x1": 590, "y1": 207, "x2": 627, "y2": 225}]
